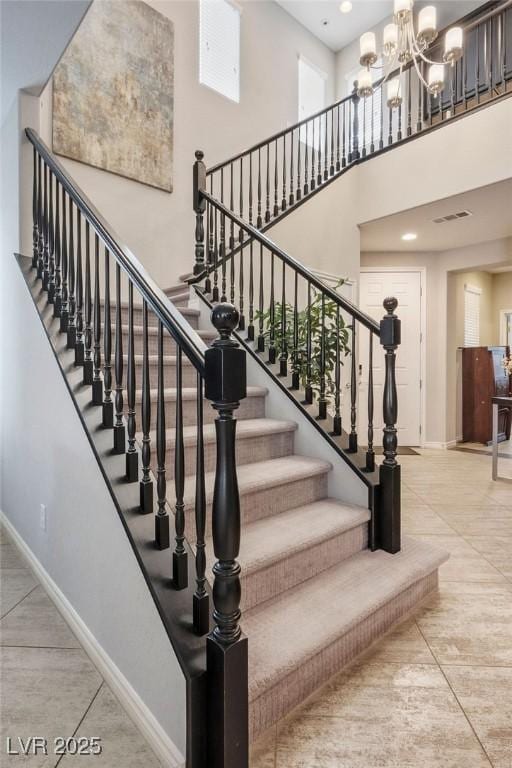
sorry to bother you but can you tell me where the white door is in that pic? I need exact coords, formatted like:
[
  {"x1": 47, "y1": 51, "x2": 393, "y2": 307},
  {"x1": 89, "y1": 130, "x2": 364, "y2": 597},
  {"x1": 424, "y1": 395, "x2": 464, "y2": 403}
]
[{"x1": 358, "y1": 271, "x2": 422, "y2": 447}]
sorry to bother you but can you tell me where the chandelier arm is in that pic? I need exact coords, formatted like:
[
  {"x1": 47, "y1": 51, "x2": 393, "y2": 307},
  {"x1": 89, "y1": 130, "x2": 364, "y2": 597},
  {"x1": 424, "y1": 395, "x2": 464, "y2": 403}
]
[{"x1": 411, "y1": 49, "x2": 432, "y2": 91}]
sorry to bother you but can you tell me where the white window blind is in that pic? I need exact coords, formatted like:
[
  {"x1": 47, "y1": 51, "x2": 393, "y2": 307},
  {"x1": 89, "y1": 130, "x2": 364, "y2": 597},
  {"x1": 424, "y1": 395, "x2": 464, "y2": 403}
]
[
  {"x1": 199, "y1": 0, "x2": 240, "y2": 103},
  {"x1": 464, "y1": 284, "x2": 481, "y2": 347},
  {"x1": 346, "y1": 60, "x2": 383, "y2": 150},
  {"x1": 298, "y1": 56, "x2": 326, "y2": 148}
]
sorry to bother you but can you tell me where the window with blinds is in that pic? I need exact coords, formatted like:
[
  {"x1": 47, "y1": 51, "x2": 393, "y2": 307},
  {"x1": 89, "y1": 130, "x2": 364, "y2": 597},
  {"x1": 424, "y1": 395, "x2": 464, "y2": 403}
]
[
  {"x1": 346, "y1": 60, "x2": 383, "y2": 150},
  {"x1": 298, "y1": 56, "x2": 327, "y2": 149},
  {"x1": 464, "y1": 284, "x2": 481, "y2": 347},
  {"x1": 199, "y1": 0, "x2": 240, "y2": 103}
]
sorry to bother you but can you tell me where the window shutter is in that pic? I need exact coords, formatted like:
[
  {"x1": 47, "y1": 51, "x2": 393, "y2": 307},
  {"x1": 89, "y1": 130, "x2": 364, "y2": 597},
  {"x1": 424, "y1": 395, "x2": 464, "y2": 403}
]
[
  {"x1": 464, "y1": 284, "x2": 481, "y2": 347},
  {"x1": 199, "y1": 0, "x2": 240, "y2": 103}
]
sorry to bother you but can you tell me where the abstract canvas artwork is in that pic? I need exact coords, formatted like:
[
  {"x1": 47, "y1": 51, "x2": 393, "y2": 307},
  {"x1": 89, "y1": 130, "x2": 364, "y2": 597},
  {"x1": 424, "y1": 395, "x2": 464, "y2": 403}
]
[{"x1": 53, "y1": 0, "x2": 174, "y2": 192}]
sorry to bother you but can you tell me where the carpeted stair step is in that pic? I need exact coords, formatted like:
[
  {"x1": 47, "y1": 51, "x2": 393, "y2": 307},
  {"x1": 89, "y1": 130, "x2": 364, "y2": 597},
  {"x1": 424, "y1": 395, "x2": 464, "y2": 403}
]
[
  {"x1": 183, "y1": 455, "x2": 331, "y2": 535},
  {"x1": 106, "y1": 303, "x2": 199, "y2": 329},
  {"x1": 224, "y1": 499, "x2": 370, "y2": 612},
  {"x1": 134, "y1": 385, "x2": 267, "y2": 429},
  {"x1": 129, "y1": 354, "x2": 197, "y2": 387},
  {"x1": 145, "y1": 418, "x2": 297, "y2": 478},
  {"x1": 245, "y1": 536, "x2": 448, "y2": 741},
  {"x1": 120, "y1": 325, "x2": 216, "y2": 356}
]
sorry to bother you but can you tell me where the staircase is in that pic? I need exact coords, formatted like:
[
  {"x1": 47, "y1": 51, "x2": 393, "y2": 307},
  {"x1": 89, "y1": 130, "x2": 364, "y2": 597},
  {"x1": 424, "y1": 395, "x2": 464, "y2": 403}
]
[{"x1": 17, "y1": 3, "x2": 512, "y2": 766}]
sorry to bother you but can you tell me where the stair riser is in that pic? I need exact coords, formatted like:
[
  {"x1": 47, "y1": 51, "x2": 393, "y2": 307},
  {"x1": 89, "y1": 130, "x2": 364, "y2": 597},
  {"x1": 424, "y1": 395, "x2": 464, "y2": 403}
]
[
  {"x1": 241, "y1": 523, "x2": 368, "y2": 612},
  {"x1": 249, "y1": 571, "x2": 439, "y2": 742},
  {"x1": 121, "y1": 331, "x2": 213, "y2": 357},
  {"x1": 151, "y1": 430, "x2": 295, "y2": 480},
  {"x1": 134, "y1": 394, "x2": 266, "y2": 430},
  {"x1": 116, "y1": 306, "x2": 198, "y2": 328},
  {"x1": 132, "y1": 360, "x2": 198, "y2": 388},
  {"x1": 185, "y1": 472, "x2": 328, "y2": 537}
]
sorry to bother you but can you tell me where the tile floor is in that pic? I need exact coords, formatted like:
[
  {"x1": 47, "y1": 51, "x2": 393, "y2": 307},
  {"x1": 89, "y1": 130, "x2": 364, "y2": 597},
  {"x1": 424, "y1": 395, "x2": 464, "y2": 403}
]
[
  {"x1": 251, "y1": 447, "x2": 512, "y2": 768},
  {"x1": 1, "y1": 446, "x2": 511, "y2": 768},
  {"x1": 0, "y1": 526, "x2": 163, "y2": 767}
]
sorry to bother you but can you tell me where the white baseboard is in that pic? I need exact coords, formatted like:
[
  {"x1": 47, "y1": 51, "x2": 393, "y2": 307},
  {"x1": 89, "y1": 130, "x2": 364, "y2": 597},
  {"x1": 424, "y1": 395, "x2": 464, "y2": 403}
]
[
  {"x1": 423, "y1": 440, "x2": 457, "y2": 450},
  {"x1": 0, "y1": 511, "x2": 185, "y2": 768}
]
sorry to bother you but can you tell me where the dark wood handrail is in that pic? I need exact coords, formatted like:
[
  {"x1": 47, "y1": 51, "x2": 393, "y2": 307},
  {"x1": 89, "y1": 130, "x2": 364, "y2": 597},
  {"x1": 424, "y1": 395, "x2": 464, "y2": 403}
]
[
  {"x1": 197, "y1": 189, "x2": 381, "y2": 335},
  {"x1": 206, "y1": 0, "x2": 509, "y2": 176},
  {"x1": 26, "y1": 128, "x2": 207, "y2": 375}
]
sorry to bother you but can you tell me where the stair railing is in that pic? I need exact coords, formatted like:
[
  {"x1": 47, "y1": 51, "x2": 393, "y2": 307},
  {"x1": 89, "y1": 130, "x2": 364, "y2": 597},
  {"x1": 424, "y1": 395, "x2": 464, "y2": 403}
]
[
  {"x1": 193, "y1": 152, "x2": 401, "y2": 554},
  {"x1": 26, "y1": 128, "x2": 249, "y2": 768},
  {"x1": 199, "y1": 0, "x2": 511, "y2": 257}
]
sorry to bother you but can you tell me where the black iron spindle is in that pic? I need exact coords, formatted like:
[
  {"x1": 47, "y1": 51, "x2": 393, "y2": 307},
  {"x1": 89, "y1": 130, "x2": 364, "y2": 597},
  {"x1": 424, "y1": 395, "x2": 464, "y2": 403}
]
[
  {"x1": 305, "y1": 281, "x2": 313, "y2": 404},
  {"x1": 172, "y1": 347, "x2": 188, "y2": 589},
  {"x1": 229, "y1": 163, "x2": 235, "y2": 251},
  {"x1": 257, "y1": 148, "x2": 262, "y2": 228},
  {"x1": 32, "y1": 148, "x2": 38, "y2": 269},
  {"x1": 83, "y1": 221, "x2": 93, "y2": 385},
  {"x1": 74, "y1": 208, "x2": 84, "y2": 364},
  {"x1": 311, "y1": 118, "x2": 316, "y2": 190},
  {"x1": 291, "y1": 271, "x2": 299, "y2": 390},
  {"x1": 48, "y1": 171, "x2": 55, "y2": 302},
  {"x1": 211, "y1": 178, "x2": 219, "y2": 302},
  {"x1": 330, "y1": 108, "x2": 335, "y2": 175},
  {"x1": 126, "y1": 281, "x2": 138, "y2": 481},
  {"x1": 140, "y1": 300, "x2": 153, "y2": 512},
  {"x1": 336, "y1": 104, "x2": 341, "y2": 171},
  {"x1": 42, "y1": 161, "x2": 49, "y2": 289},
  {"x1": 102, "y1": 247, "x2": 113, "y2": 427},
  {"x1": 366, "y1": 333, "x2": 375, "y2": 472},
  {"x1": 92, "y1": 233, "x2": 102, "y2": 405},
  {"x1": 273, "y1": 139, "x2": 279, "y2": 217},
  {"x1": 281, "y1": 135, "x2": 287, "y2": 211},
  {"x1": 257, "y1": 244, "x2": 265, "y2": 352},
  {"x1": 362, "y1": 98, "x2": 367, "y2": 157},
  {"x1": 296, "y1": 129, "x2": 302, "y2": 201},
  {"x1": 289, "y1": 131, "x2": 294, "y2": 206},
  {"x1": 268, "y1": 252, "x2": 276, "y2": 364},
  {"x1": 247, "y1": 241, "x2": 254, "y2": 341},
  {"x1": 407, "y1": 68, "x2": 412, "y2": 136},
  {"x1": 317, "y1": 116, "x2": 323, "y2": 185},
  {"x1": 53, "y1": 179, "x2": 62, "y2": 317},
  {"x1": 60, "y1": 185, "x2": 69, "y2": 332},
  {"x1": 304, "y1": 121, "x2": 309, "y2": 196},
  {"x1": 193, "y1": 151, "x2": 206, "y2": 276},
  {"x1": 193, "y1": 374, "x2": 208, "y2": 635},
  {"x1": 318, "y1": 293, "x2": 327, "y2": 419},
  {"x1": 342, "y1": 103, "x2": 347, "y2": 166},
  {"x1": 113, "y1": 263, "x2": 125, "y2": 454},
  {"x1": 279, "y1": 261, "x2": 287, "y2": 377},
  {"x1": 349, "y1": 322, "x2": 358, "y2": 452},
  {"x1": 155, "y1": 321, "x2": 170, "y2": 550},
  {"x1": 37, "y1": 154, "x2": 43, "y2": 279},
  {"x1": 265, "y1": 146, "x2": 271, "y2": 223},
  {"x1": 66, "y1": 196, "x2": 76, "y2": 348},
  {"x1": 332, "y1": 304, "x2": 342, "y2": 436}
]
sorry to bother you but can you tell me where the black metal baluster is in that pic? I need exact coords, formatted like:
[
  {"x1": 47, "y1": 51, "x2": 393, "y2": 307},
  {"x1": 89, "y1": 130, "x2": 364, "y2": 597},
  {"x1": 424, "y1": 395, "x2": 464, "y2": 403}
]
[
  {"x1": 324, "y1": 112, "x2": 329, "y2": 180},
  {"x1": 332, "y1": 304, "x2": 342, "y2": 436},
  {"x1": 193, "y1": 373, "x2": 208, "y2": 634},
  {"x1": 476, "y1": 25, "x2": 481, "y2": 104},
  {"x1": 238, "y1": 158, "x2": 244, "y2": 246},
  {"x1": 32, "y1": 148, "x2": 38, "y2": 269},
  {"x1": 204, "y1": 200, "x2": 212, "y2": 296},
  {"x1": 273, "y1": 139, "x2": 279, "y2": 217},
  {"x1": 67, "y1": 197, "x2": 76, "y2": 348},
  {"x1": 126, "y1": 281, "x2": 138, "y2": 481},
  {"x1": 229, "y1": 163, "x2": 235, "y2": 251},
  {"x1": 362, "y1": 98, "x2": 367, "y2": 157},
  {"x1": 37, "y1": 154, "x2": 43, "y2": 279},
  {"x1": 348, "y1": 100, "x2": 352, "y2": 163},
  {"x1": 247, "y1": 241, "x2": 254, "y2": 341},
  {"x1": 48, "y1": 171, "x2": 55, "y2": 302},
  {"x1": 342, "y1": 103, "x2": 347, "y2": 166},
  {"x1": 238, "y1": 246, "x2": 245, "y2": 331},
  {"x1": 352, "y1": 85, "x2": 360, "y2": 160},
  {"x1": 113, "y1": 263, "x2": 125, "y2": 454},
  {"x1": 317, "y1": 116, "x2": 323, "y2": 185},
  {"x1": 83, "y1": 221, "x2": 93, "y2": 385},
  {"x1": 204, "y1": 304, "x2": 248, "y2": 768},
  {"x1": 291, "y1": 271, "x2": 299, "y2": 390},
  {"x1": 366, "y1": 333, "x2": 375, "y2": 472},
  {"x1": 279, "y1": 261, "x2": 287, "y2": 377},
  {"x1": 296, "y1": 129, "x2": 302, "y2": 201},
  {"x1": 155, "y1": 320, "x2": 170, "y2": 550},
  {"x1": 397, "y1": 98, "x2": 402, "y2": 141},
  {"x1": 336, "y1": 105, "x2": 341, "y2": 171},
  {"x1": 318, "y1": 293, "x2": 327, "y2": 420},
  {"x1": 248, "y1": 155, "x2": 253, "y2": 227},
  {"x1": 54, "y1": 179, "x2": 62, "y2": 317},
  {"x1": 257, "y1": 148, "x2": 262, "y2": 228},
  {"x1": 140, "y1": 300, "x2": 153, "y2": 512},
  {"x1": 417, "y1": 64, "x2": 423, "y2": 132},
  {"x1": 330, "y1": 108, "x2": 335, "y2": 175},
  {"x1": 42, "y1": 161, "x2": 49, "y2": 289},
  {"x1": 289, "y1": 132, "x2": 294, "y2": 206},
  {"x1": 75, "y1": 208, "x2": 84, "y2": 364},
  {"x1": 257, "y1": 244, "x2": 265, "y2": 352},
  {"x1": 60, "y1": 185, "x2": 69, "y2": 332},
  {"x1": 173, "y1": 347, "x2": 188, "y2": 589},
  {"x1": 265, "y1": 146, "x2": 271, "y2": 223},
  {"x1": 304, "y1": 121, "x2": 309, "y2": 196},
  {"x1": 349, "y1": 322, "x2": 358, "y2": 452},
  {"x1": 281, "y1": 135, "x2": 287, "y2": 211},
  {"x1": 211, "y1": 178, "x2": 219, "y2": 302},
  {"x1": 268, "y1": 252, "x2": 276, "y2": 364},
  {"x1": 407, "y1": 68, "x2": 412, "y2": 135},
  {"x1": 388, "y1": 106, "x2": 393, "y2": 146},
  {"x1": 193, "y1": 151, "x2": 206, "y2": 276},
  {"x1": 92, "y1": 233, "x2": 102, "y2": 405},
  {"x1": 304, "y1": 281, "x2": 313, "y2": 404},
  {"x1": 311, "y1": 119, "x2": 316, "y2": 190},
  {"x1": 379, "y1": 297, "x2": 401, "y2": 554},
  {"x1": 102, "y1": 247, "x2": 113, "y2": 427}
]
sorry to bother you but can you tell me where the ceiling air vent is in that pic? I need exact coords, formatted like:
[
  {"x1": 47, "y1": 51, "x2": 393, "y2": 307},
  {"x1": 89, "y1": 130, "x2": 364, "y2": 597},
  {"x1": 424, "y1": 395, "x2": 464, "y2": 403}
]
[{"x1": 432, "y1": 210, "x2": 473, "y2": 224}]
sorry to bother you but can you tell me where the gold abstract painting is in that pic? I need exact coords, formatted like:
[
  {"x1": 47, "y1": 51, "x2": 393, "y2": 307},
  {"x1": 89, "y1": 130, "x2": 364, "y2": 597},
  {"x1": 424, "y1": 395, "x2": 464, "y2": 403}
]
[{"x1": 53, "y1": 0, "x2": 174, "y2": 192}]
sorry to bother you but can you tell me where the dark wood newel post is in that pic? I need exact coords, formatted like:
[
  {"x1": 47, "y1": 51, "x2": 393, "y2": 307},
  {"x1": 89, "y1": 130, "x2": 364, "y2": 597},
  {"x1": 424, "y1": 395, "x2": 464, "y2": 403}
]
[
  {"x1": 193, "y1": 150, "x2": 206, "y2": 277},
  {"x1": 351, "y1": 82, "x2": 360, "y2": 161},
  {"x1": 205, "y1": 303, "x2": 249, "y2": 768},
  {"x1": 379, "y1": 297, "x2": 401, "y2": 554}
]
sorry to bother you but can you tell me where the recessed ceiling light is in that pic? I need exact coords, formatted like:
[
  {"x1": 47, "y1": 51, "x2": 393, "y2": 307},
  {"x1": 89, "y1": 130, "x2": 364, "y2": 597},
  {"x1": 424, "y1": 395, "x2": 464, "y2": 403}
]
[
  {"x1": 340, "y1": 1, "x2": 352, "y2": 13},
  {"x1": 401, "y1": 232, "x2": 417, "y2": 241}
]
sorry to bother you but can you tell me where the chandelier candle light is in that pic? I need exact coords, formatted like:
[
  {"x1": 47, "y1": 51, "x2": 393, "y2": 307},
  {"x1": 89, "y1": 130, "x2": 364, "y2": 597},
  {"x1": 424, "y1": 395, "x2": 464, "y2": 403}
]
[{"x1": 357, "y1": 0, "x2": 463, "y2": 107}]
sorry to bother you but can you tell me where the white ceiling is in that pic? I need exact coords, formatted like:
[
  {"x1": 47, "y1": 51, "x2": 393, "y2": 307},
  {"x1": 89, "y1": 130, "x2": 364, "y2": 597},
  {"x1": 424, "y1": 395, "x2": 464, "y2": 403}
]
[
  {"x1": 359, "y1": 179, "x2": 512, "y2": 252},
  {"x1": 275, "y1": 0, "x2": 484, "y2": 53}
]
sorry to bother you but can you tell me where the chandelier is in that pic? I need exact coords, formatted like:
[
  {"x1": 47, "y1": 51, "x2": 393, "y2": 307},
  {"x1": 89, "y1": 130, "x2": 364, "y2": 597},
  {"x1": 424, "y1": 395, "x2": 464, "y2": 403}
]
[{"x1": 357, "y1": 0, "x2": 463, "y2": 108}]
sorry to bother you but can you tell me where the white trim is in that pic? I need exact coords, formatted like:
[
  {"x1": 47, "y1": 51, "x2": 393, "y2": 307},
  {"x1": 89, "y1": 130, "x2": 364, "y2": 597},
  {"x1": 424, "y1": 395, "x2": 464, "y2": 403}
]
[
  {"x1": 359, "y1": 267, "x2": 427, "y2": 448},
  {"x1": 423, "y1": 441, "x2": 457, "y2": 450},
  {"x1": 499, "y1": 308, "x2": 512, "y2": 345},
  {"x1": 0, "y1": 511, "x2": 185, "y2": 768},
  {"x1": 297, "y1": 53, "x2": 328, "y2": 80}
]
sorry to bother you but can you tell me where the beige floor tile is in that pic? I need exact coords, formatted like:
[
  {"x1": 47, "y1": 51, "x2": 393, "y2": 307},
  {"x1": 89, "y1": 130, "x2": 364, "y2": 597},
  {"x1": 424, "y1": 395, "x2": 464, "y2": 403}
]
[
  {"x1": 0, "y1": 569, "x2": 37, "y2": 618},
  {"x1": 275, "y1": 661, "x2": 491, "y2": 768},
  {"x1": 362, "y1": 617, "x2": 436, "y2": 664},
  {"x1": 0, "y1": 586, "x2": 80, "y2": 648},
  {"x1": 250, "y1": 725, "x2": 276, "y2": 768},
  {"x1": 0, "y1": 647, "x2": 102, "y2": 768},
  {"x1": 443, "y1": 665, "x2": 512, "y2": 768},
  {"x1": 410, "y1": 535, "x2": 507, "y2": 583},
  {"x1": 402, "y1": 506, "x2": 457, "y2": 535},
  {"x1": 463, "y1": 535, "x2": 512, "y2": 581},
  {"x1": 416, "y1": 582, "x2": 512, "y2": 666},
  {"x1": 58, "y1": 685, "x2": 162, "y2": 767}
]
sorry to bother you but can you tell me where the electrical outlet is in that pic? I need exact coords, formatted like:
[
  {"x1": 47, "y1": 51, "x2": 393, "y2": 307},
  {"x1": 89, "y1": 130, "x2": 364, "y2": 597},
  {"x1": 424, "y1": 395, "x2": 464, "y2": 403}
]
[{"x1": 40, "y1": 504, "x2": 47, "y2": 532}]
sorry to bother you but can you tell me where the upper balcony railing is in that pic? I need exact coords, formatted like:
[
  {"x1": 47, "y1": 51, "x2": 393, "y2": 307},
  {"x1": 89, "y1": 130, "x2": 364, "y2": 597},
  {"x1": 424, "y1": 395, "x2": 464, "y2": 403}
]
[{"x1": 203, "y1": 0, "x2": 512, "y2": 241}]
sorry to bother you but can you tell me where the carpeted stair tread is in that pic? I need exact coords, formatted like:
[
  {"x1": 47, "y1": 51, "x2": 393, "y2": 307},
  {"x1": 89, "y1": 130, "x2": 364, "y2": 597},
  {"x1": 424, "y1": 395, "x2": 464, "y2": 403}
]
[
  {"x1": 121, "y1": 323, "x2": 213, "y2": 339},
  {"x1": 245, "y1": 536, "x2": 448, "y2": 703},
  {"x1": 134, "y1": 385, "x2": 267, "y2": 403},
  {"x1": 126, "y1": 353, "x2": 194, "y2": 366},
  {"x1": 183, "y1": 455, "x2": 331, "y2": 510},
  {"x1": 148, "y1": 418, "x2": 297, "y2": 449},
  {"x1": 220, "y1": 499, "x2": 369, "y2": 576}
]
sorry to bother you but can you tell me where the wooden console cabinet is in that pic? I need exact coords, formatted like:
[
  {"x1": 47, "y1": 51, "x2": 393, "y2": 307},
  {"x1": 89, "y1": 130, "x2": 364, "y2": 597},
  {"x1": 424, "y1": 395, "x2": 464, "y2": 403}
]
[{"x1": 462, "y1": 346, "x2": 511, "y2": 444}]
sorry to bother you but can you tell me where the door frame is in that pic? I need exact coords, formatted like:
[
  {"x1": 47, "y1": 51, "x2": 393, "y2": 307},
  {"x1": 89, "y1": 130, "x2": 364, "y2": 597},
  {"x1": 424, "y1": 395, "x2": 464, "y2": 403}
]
[
  {"x1": 360, "y1": 266, "x2": 426, "y2": 448},
  {"x1": 499, "y1": 309, "x2": 512, "y2": 346}
]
